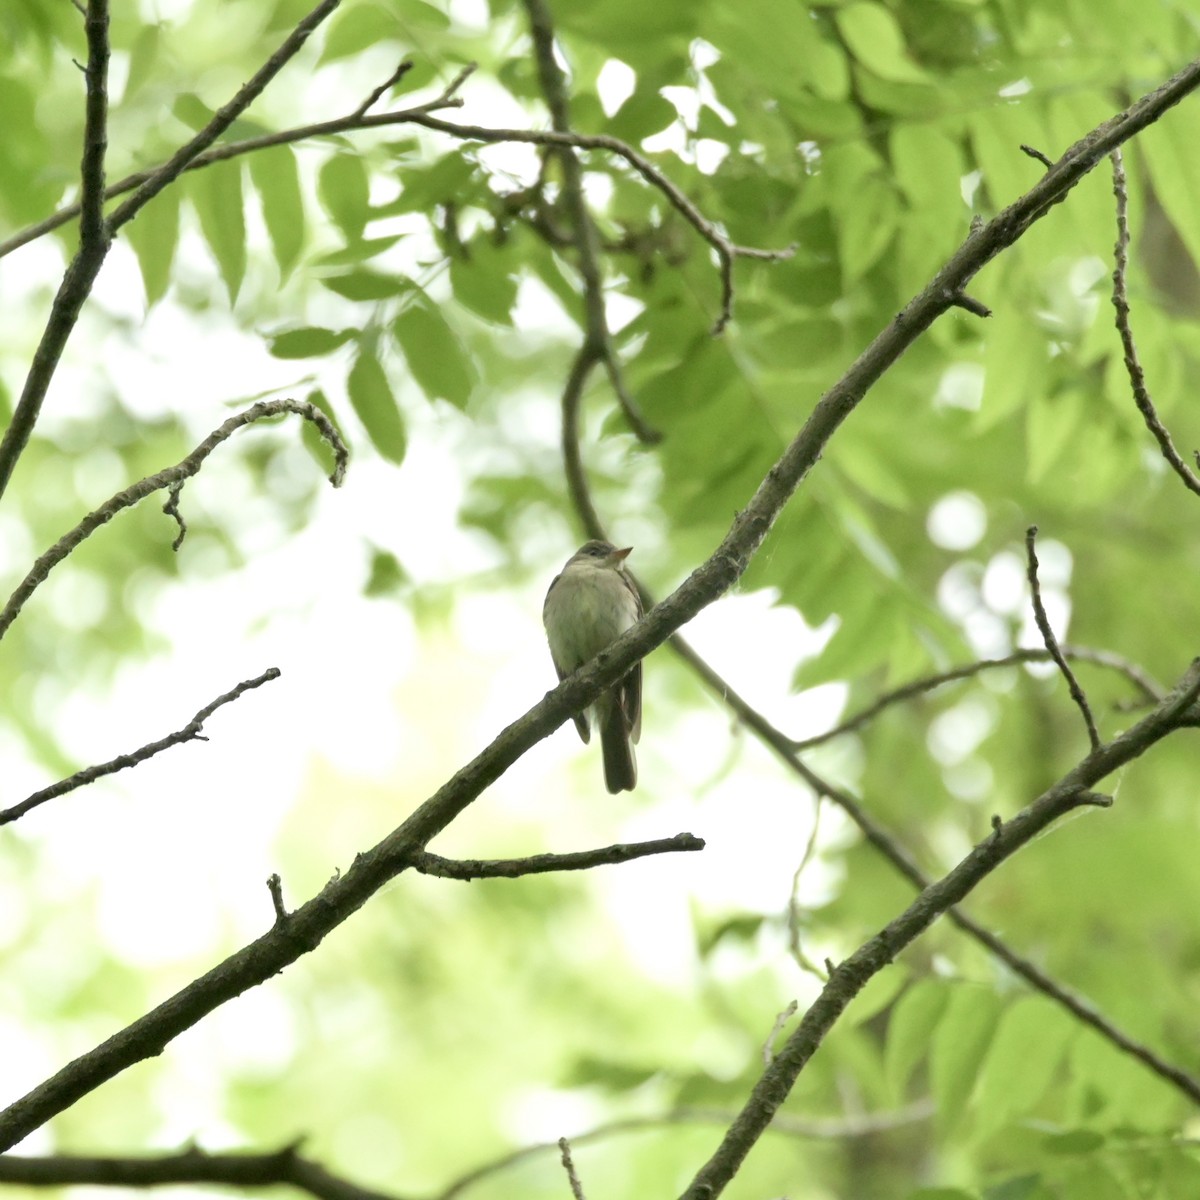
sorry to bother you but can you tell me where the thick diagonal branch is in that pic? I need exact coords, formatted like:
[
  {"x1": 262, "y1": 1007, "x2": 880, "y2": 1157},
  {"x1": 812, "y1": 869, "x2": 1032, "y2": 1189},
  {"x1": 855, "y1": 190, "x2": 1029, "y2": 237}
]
[{"x1": 2, "y1": 59, "x2": 1198, "y2": 1154}]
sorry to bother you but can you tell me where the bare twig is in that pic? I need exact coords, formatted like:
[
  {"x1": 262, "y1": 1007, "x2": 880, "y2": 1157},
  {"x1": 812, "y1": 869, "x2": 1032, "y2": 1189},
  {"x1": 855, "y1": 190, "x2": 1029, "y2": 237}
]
[
  {"x1": 0, "y1": 0, "x2": 341, "y2": 501},
  {"x1": 267, "y1": 874, "x2": 289, "y2": 925},
  {"x1": 162, "y1": 482, "x2": 187, "y2": 550},
  {"x1": 4, "y1": 63, "x2": 1199, "y2": 1155},
  {"x1": 1109, "y1": 148, "x2": 1200, "y2": 495},
  {"x1": 763, "y1": 1001, "x2": 799, "y2": 1066},
  {"x1": 948, "y1": 289, "x2": 992, "y2": 317},
  {"x1": 410, "y1": 833, "x2": 704, "y2": 880},
  {"x1": 0, "y1": 1143, "x2": 408, "y2": 1200},
  {"x1": 557, "y1": 1138, "x2": 586, "y2": 1200},
  {"x1": 0, "y1": 669, "x2": 281, "y2": 826},
  {"x1": 1024, "y1": 526, "x2": 1102, "y2": 752},
  {"x1": 791, "y1": 645, "x2": 1164, "y2": 751},
  {"x1": 0, "y1": 399, "x2": 346, "y2": 644},
  {"x1": 1020, "y1": 143, "x2": 1055, "y2": 169},
  {"x1": 351, "y1": 59, "x2": 415, "y2": 119}
]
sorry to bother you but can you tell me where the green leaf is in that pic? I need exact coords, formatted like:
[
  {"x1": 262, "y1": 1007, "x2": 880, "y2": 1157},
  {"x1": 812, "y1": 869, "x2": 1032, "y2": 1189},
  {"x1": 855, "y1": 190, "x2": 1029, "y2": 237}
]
[
  {"x1": 1026, "y1": 387, "x2": 1084, "y2": 483},
  {"x1": 125, "y1": 185, "x2": 179, "y2": 306},
  {"x1": 316, "y1": 236, "x2": 403, "y2": 267},
  {"x1": 347, "y1": 349, "x2": 406, "y2": 464},
  {"x1": 319, "y1": 153, "x2": 371, "y2": 242},
  {"x1": 392, "y1": 301, "x2": 476, "y2": 407},
  {"x1": 885, "y1": 978, "x2": 950, "y2": 1097},
  {"x1": 268, "y1": 327, "x2": 355, "y2": 359},
  {"x1": 319, "y1": 2, "x2": 398, "y2": 64},
  {"x1": 835, "y1": 3, "x2": 931, "y2": 84},
  {"x1": 190, "y1": 159, "x2": 246, "y2": 302},
  {"x1": 123, "y1": 23, "x2": 162, "y2": 101},
  {"x1": 844, "y1": 965, "x2": 909, "y2": 1028},
  {"x1": 320, "y1": 270, "x2": 412, "y2": 301},
  {"x1": 449, "y1": 240, "x2": 519, "y2": 325},
  {"x1": 249, "y1": 145, "x2": 305, "y2": 278},
  {"x1": 931, "y1": 984, "x2": 1003, "y2": 1132},
  {"x1": 364, "y1": 547, "x2": 409, "y2": 597},
  {"x1": 979, "y1": 307, "x2": 1044, "y2": 430},
  {"x1": 973, "y1": 996, "x2": 1074, "y2": 1139},
  {"x1": 608, "y1": 89, "x2": 677, "y2": 142},
  {"x1": 378, "y1": 154, "x2": 477, "y2": 216},
  {"x1": 172, "y1": 92, "x2": 214, "y2": 131}
]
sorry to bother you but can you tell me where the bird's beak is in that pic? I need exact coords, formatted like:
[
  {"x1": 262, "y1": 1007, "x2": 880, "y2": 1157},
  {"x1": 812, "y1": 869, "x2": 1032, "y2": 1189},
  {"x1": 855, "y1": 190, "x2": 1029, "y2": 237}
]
[{"x1": 608, "y1": 546, "x2": 633, "y2": 565}]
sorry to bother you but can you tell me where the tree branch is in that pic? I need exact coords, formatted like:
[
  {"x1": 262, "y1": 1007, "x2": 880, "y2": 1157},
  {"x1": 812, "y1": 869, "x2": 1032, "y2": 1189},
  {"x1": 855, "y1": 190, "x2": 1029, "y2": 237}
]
[
  {"x1": 0, "y1": 0, "x2": 341, "y2": 502},
  {"x1": 0, "y1": 399, "x2": 346, "y2": 644},
  {"x1": 409, "y1": 833, "x2": 704, "y2": 881},
  {"x1": 1108, "y1": 147, "x2": 1200, "y2": 494},
  {"x1": 0, "y1": 669, "x2": 281, "y2": 826},
  {"x1": 521, "y1": 0, "x2": 661, "y2": 443},
  {"x1": 1025, "y1": 525, "x2": 1102, "y2": 752},
  {"x1": 791, "y1": 644, "x2": 1163, "y2": 750},
  {"x1": 670, "y1": 634, "x2": 1200, "y2": 1108},
  {"x1": 679, "y1": 661, "x2": 1200, "y2": 1198},
  {"x1": 0, "y1": 1143, "x2": 408, "y2": 1200},
  {"x1": 3, "y1": 60, "x2": 1198, "y2": 1155}
]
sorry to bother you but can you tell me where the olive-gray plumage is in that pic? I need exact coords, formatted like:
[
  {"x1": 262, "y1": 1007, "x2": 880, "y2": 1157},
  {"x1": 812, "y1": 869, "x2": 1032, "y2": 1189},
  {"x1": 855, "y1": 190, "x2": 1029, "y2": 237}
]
[{"x1": 543, "y1": 540, "x2": 642, "y2": 792}]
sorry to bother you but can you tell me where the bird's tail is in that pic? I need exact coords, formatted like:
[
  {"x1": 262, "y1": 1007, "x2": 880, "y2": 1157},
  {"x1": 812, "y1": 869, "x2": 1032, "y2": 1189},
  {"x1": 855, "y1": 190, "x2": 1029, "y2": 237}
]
[{"x1": 599, "y1": 696, "x2": 637, "y2": 793}]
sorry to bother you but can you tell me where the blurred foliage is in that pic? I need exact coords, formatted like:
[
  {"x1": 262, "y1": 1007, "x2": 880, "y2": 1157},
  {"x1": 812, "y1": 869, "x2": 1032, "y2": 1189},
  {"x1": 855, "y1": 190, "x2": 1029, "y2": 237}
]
[{"x1": 3, "y1": 0, "x2": 1200, "y2": 1198}]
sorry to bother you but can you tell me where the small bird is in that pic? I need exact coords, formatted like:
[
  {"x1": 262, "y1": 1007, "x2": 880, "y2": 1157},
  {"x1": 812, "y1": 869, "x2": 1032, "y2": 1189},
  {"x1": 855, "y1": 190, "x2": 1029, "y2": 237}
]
[{"x1": 543, "y1": 540, "x2": 643, "y2": 793}]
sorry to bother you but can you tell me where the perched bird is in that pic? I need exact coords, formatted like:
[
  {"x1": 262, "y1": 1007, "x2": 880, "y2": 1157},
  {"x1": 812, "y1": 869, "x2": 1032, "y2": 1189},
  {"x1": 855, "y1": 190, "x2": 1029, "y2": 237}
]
[{"x1": 543, "y1": 540, "x2": 643, "y2": 793}]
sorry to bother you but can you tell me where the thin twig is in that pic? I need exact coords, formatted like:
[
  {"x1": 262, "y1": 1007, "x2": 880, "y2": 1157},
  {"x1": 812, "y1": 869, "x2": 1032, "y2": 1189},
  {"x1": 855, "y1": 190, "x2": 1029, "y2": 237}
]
[
  {"x1": 0, "y1": 669, "x2": 281, "y2": 826},
  {"x1": 0, "y1": 399, "x2": 346, "y2": 644},
  {"x1": 267, "y1": 874, "x2": 289, "y2": 925},
  {"x1": 763, "y1": 1001, "x2": 799, "y2": 1067},
  {"x1": 1109, "y1": 148, "x2": 1200, "y2": 495},
  {"x1": 1024, "y1": 526, "x2": 1102, "y2": 752},
  {"x1": 1020, "y1": 143, "x2": 1055, "y2": 169},
  {"x1": 410, "y1": 833, "x2": 704, "y2": 881},
  {"x1": 4, "y1": 62, "x2": 1200, "y2": 1156},
  {"x1": 351, "y1": 59, "x2": 416, "y2": 118},
  {"x1": 557, "y1": 1138, "x2": 586, "y2": 1200},
  {"x1": 791, "y1": 645, "x2": 1163, "y2": 750}
]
